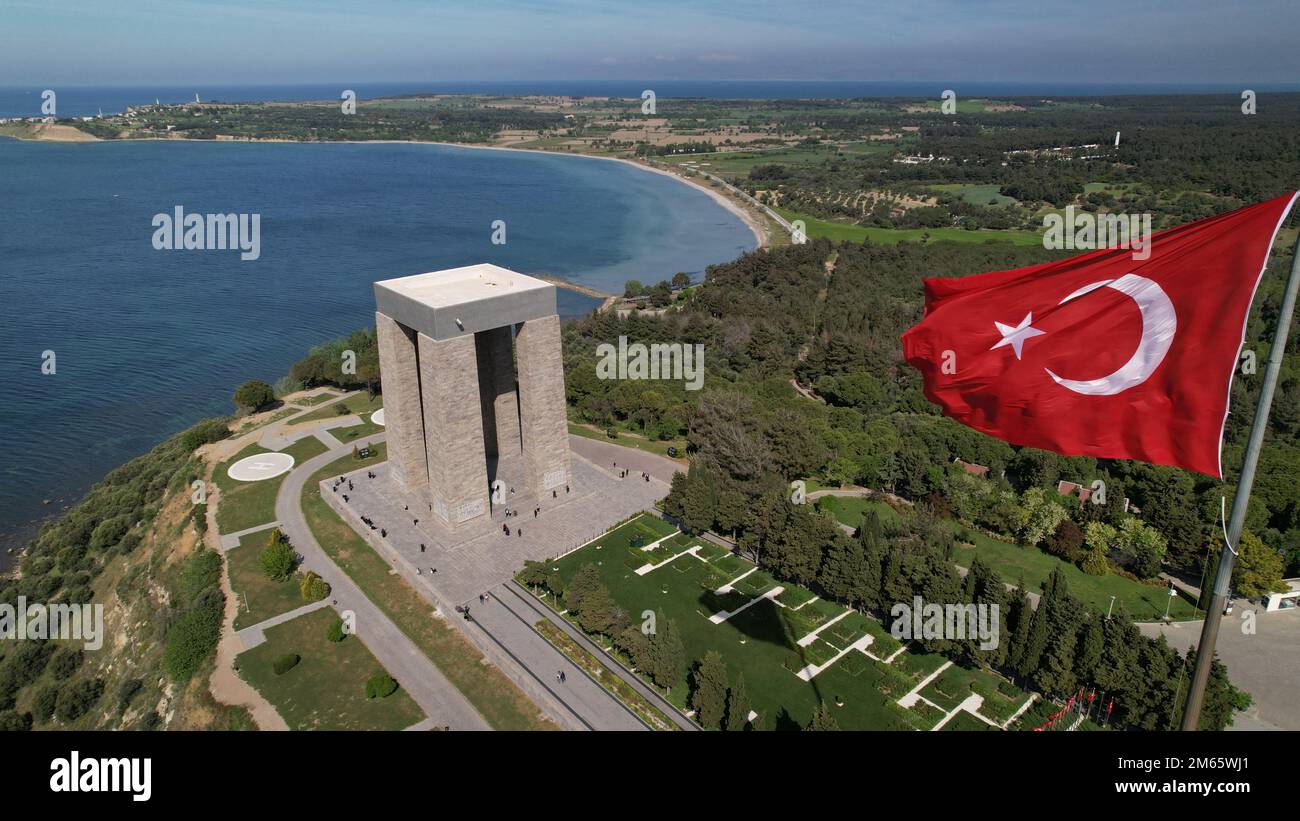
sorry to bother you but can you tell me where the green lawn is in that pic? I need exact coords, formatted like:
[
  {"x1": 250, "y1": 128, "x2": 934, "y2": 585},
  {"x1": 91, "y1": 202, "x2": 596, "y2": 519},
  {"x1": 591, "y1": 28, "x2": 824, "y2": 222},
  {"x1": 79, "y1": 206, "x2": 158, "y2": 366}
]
[
  {"x1": 292, "y1": 393, "x2": 385, "y2": 442},
  {"x1": 778, "y1": 208, "x2": 1042, "y2": 246},
  {"x1": 228, "y1": 531, "x2": 309, "y2": 630},
  {"x1": 815, "y1": 495, "x2": 902, "y2": 528},
  {"x1": 214, "y1": 436, "x2": 328, "y2": 534},
  {"x1": 818, "y1": 494, "x2": 1198, "y2": 623},
  {"x1": 940, "y1": 709, "x2": 998, "y2": 731},
  {"x1": 920, "y1": 662, "x2": 1026, "y2": 723},
  {"x1": 236, "y1": 606, "x2": 425, "y2": 730},
  {"x1": 530, "y1": 513, "x2": 1026, "y2": 730},
  {"x1": 953, "y1": 530, "x2": 1199, "y2": 622},
  {"x1": 299, "y1": 446, "x2": 558, "y2": 731},
  {"x1": 297, "y1": 392, "x2": 383, "y2": 424}
]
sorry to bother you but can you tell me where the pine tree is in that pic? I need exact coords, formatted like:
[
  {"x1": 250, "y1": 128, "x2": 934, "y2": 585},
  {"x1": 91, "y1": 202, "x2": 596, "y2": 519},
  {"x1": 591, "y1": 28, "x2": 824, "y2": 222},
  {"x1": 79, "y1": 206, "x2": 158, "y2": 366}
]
[
  {"x1": 1074, "y1": 616, "x2": 1104, "y2": 684},
  {"x1": 725, "y1": 673, "x2": 751, "y2": 731},
  {"x1": 691, "y1": 651, "x2": 729, "y2": 729},
  {"x1": 857, "y1": 511, "x2": 887, "y2": 610},
  {"x1": 681, "y1": 463, "x2": 719, "y2": 535},
  {"x1": 565, "y1": 563, "x2": 602, "y2": 613},
  {"x1": 648, "y1": 617, "x2": 685, "y2": 691},
  {"x1": 1016, "y1": 570, "x2": 1059, "y2": 680},
  {"x1": 806, "y1": 702, "x2": 840, "y2": 731},
  {"x1": 1005, "y1": 580, "x2": 1034, "y2": 675}
]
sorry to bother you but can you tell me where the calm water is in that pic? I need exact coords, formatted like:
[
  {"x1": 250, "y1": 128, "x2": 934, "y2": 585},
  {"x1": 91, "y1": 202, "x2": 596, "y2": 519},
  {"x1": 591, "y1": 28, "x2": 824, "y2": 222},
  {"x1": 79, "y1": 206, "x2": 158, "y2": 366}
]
[
  {"x1": 5, "y1": 81, "x2": 1298, "y2": 118},
  {"x1": 0, "y1": 139, "x2": 754, "y2": 555}
]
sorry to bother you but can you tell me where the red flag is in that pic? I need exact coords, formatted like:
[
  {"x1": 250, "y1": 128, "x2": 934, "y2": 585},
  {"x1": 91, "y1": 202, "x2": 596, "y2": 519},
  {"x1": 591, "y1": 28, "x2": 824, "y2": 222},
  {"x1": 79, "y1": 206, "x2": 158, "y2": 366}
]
[{"x1": 901, "y1": 193, "x2": 1297, "y2": 476}]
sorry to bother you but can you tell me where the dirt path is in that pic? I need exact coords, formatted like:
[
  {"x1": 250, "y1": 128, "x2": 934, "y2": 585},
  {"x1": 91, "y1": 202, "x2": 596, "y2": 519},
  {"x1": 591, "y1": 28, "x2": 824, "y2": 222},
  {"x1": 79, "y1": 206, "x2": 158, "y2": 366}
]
[
  {"x1": 200, "y1": 388, "x2": 347, "y2": 730},
  {"x1": 204, "y1": 479, "x2": 289, "y2": 730}
]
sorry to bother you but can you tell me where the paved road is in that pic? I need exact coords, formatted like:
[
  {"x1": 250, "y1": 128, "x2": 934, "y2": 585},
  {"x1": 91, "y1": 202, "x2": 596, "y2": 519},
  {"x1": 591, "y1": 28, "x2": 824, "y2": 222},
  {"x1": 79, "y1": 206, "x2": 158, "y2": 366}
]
[
  {"x1": 275, "y1": 435, "x2": 491, "y2": 731},
  {"x1": 504, "y1": 580, "x2": 696, "y2": 731},
  {"x1": 466, "y1": 583, "x2": 648, "y2": 731},
  {"x1": 568, "y1": 434, "x2": 684, "y2": 486},
  {"x1": 1141, "y1": 606, "x2": 1300, "y2": 731}
]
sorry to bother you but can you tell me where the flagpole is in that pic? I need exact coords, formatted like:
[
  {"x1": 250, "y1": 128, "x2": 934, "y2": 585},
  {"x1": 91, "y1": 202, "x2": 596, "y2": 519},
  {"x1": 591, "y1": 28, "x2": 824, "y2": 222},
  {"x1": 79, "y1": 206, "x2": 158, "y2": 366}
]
[{"x1": 1181, "y1": 227, "x2": 1300, "y2": 730}]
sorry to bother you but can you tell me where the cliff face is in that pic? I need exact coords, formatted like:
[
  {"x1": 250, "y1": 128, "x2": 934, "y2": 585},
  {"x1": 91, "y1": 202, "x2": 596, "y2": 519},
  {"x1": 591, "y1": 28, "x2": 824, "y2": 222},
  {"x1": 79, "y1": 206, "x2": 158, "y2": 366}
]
[{"x1": 0, "y1": 419, "x2": 252, "y2": 731}]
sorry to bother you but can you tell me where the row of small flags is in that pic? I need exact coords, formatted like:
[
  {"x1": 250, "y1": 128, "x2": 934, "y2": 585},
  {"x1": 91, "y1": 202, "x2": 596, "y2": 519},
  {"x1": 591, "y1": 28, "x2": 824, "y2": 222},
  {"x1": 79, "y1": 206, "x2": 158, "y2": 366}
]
[{"x1": 1031, "y1": 688, "x2": 1115, "y2": 731}]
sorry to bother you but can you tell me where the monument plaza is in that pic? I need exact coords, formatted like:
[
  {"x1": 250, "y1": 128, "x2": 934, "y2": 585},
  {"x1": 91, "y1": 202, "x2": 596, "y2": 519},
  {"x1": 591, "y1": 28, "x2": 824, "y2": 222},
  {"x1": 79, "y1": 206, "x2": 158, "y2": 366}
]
[{"x1": 324, "y1": 264, "x2": 667, "y2": 606}]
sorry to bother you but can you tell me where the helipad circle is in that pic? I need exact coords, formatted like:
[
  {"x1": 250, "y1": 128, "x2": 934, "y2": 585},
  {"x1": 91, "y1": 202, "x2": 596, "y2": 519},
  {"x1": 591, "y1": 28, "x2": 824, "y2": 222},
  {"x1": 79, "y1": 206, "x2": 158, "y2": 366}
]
[
  {"x1": 227, "y1": 451, "x2": 295, "y2": 482},
  {"x1": 371, "y1": 408, "x2": 386, "y2": 426}
]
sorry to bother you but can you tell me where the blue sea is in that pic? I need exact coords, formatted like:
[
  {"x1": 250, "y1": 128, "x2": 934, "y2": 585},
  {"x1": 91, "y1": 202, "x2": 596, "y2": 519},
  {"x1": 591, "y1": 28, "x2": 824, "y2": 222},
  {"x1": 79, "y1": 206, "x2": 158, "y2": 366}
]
[
  {"x1": 0, "y1": 138, "x2": 755, "y2": 556},
  {"x1": 4, "y1": 80, "x2": 1298, "y2": 118}
]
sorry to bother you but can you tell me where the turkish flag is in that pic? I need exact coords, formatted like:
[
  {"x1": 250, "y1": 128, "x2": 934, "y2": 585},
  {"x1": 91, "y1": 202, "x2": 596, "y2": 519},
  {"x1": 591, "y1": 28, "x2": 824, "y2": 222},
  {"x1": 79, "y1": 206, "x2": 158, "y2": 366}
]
[{"x1": 901, "y1": 193, "x2": 1298, "y2": 477}]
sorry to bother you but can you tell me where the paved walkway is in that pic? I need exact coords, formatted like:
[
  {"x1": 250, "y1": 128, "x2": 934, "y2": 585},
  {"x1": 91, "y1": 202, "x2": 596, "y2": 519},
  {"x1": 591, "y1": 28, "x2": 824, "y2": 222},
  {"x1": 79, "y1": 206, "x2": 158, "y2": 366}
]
[
  {"x1": 466, "y1": 583, "x2": 648, "y2": 731},
  {"x1": 218, "y1": 520, "x2": 282, "y2": 551},
  {"x1": 327, "y1": 453, "x2": 665, "y2": 606},
  {"x1": 275, "y1": 435, "x2": 491, "y2": 731},
  {"x1": 795, "y1": 633, "x2": 873, "y2": 682},
  {"x1": 217, "y1": 401, "x2": 690, "y2": 732},
  {"x1": 505, "y1": 581, "x2": 697, "y2": 731},
  {"x1": 568, "y1": 434, "x2": 684, "y2": 485},
  {"x1": 324, "y1": 452, "x2": 666, "y2": 730},
  {"x1": 235, "y1": 599, "x2": 331, "y2": 649},
  {"x1": 897, "y1": 660, "x2": 953, "y2": 709}
]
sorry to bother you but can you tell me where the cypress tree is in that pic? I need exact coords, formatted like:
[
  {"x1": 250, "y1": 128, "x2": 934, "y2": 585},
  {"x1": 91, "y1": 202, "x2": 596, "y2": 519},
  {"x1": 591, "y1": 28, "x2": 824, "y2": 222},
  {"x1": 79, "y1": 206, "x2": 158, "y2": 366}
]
[
  {"x1": 691, "y1": 651, "x2": 729, "y2": 729},
  {"x1": 725, "y1": 672, "x2": 752, "y2": 731}
]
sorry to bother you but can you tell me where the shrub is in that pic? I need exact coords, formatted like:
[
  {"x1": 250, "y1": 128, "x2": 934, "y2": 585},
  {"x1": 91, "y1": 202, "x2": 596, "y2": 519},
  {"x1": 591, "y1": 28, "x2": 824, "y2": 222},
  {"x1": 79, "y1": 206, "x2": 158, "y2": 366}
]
[
  {"x1": 365, "y1": 673, "x2": 398, "y2": 699},
  {"x1": 258, "y1": 532, "x2": 295, "y2": 581},
  {"x1": 299, "y1": 571, "x2": 330, "y2": 603},
  {"x1": 180, "y1": 418, "x2": 231, "y2": 451},
  {"x1": 273, "y1": 654, "x2": 300, "y2": 675},
  {"x1": 162, "y1": 604, "x2": 222, "y2": 682},
  {"x1": 326, "y1": 618, "x2": 347, "y2": 643},
  {"x1": 191, "y1": 503, "x2": 208, "y2": 533},
  {"x1": 1082, "y1": 544, "x2": 1110, "y2": 576},
  {"x1": 0, "y1": 711, "x2": 32, "y2": 732},
  {"x1": 233, "y1": 380, "x2": 276, "y2": 413},
  {"x1": 48, "y1": 648, "x2": 83, "y2": 680},
  {"x1": 117, "y1": 679, "x2": 143, "y2": 713},
  {"x1": 273, "y1": 376, "x2": 303, "y2": 398},
  {"x1": 54, "y1": 678, "x2": 104, "y2": 722},
  {"x1": 31, "y1": 685, "x2": 59, "y2": 722},
  {"x1": 8, "y1": 641, "x2": 55, "y2": 688},
  {"x1": 179, "y1": 549, "x2": 223, "y2": 608}
]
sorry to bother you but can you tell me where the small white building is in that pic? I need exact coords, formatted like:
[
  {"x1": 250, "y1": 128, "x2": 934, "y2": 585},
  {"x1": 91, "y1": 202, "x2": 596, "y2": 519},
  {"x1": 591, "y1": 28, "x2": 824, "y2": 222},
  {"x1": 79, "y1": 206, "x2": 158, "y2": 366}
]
[{"x1": 1264, "y1": 578, "x2": 1300, "y2": 612}]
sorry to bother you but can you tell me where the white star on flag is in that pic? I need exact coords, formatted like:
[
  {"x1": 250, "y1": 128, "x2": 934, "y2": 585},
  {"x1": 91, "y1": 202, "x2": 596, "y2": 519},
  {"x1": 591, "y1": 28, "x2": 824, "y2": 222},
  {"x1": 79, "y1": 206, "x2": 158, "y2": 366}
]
[{"x1": 991, "y1": 312, "x2": 1045, "y2": 360}]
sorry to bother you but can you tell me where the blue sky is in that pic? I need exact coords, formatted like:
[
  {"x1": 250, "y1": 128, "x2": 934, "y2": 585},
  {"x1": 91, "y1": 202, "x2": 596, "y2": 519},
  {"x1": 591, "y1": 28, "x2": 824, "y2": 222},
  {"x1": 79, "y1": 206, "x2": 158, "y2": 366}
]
[{"x1": 3, "y1": 0, "x2": 1298, "y2": 85}]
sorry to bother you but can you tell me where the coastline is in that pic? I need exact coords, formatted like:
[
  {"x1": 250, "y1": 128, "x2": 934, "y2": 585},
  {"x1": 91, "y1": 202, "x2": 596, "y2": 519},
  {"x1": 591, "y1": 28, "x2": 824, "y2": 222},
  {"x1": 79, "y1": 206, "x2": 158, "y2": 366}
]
[
  {"x1": 2, "y1": 129, "x2": 771, "y2": 250},
  {"x1": 0, "y1": 129, "x2": 763, "y2": 561}
]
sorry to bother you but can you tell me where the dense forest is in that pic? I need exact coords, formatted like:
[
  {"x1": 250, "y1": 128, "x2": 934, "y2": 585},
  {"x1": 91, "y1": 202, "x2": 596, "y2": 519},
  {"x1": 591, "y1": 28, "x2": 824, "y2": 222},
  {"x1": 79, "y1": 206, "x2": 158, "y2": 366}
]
[{"x1": 557, "y1": 233, "x2": 1300, "y2": 729}]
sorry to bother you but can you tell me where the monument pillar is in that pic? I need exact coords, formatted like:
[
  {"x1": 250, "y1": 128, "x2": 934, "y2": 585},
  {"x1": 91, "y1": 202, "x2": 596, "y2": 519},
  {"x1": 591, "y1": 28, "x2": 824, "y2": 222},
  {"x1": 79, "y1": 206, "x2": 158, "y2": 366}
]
[
  {"x1": 374, "y1": 311, "x2": 428, "y2": 491},
  {"x1": 418, "y1": 332, "x2": 489, "y2": 527},
  {"x1": 516, "y1": 314, "x2": 572, "y2": 495},
  {"x1": 373, "y1": 263, "x2": 572, "y2": 530}
]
